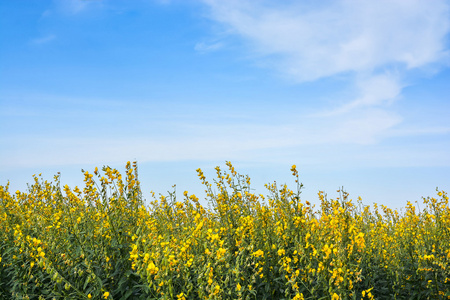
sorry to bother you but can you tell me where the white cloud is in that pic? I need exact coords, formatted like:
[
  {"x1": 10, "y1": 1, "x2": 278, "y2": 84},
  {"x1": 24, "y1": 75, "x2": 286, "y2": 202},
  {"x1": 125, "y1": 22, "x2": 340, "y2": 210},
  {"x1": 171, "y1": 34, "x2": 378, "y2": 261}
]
[
  {"x1": 201, "y1": 0, "x2": 450, "y2": 81},
  {"x1": 199, "y1": 0, "x2": 450, "y2": 119},
  {"x1": 194, "y1": 41, "x2": 224, "y2": 53},
  {"x1": 317, "y1": 73, "x2": 404, "y2": 116},
  {"x1": 41, "y1": 9, "x2": 52, "y2": 18},
  {"x1": 3, "y1": 110, "x2": 447, "y2": 170},
  {"x1": 2, "y1": 89, "x2": 449, "y2": 172},
  {"x1": 325, "y1": 109, "x2": 402, "y2": 144},
  {"x1": 0, "y1": 107, "x2": 403, "y2": 169},
  {"x1": 31, "y1": 34, "x2": 56, "y2": 45},
  {"x1": 53, "y1": 0, "x2": 102, "y2": 14},
  {"x1": 154, "y1": 0, "x2": 172, "y2": 5}
]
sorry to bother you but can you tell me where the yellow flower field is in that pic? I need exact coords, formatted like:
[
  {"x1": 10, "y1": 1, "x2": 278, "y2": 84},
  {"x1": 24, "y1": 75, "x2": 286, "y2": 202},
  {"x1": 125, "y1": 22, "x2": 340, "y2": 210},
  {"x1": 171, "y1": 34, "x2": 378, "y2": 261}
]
[{"x1": 0, "y1": 161, "x2": 449, "y2": 299}]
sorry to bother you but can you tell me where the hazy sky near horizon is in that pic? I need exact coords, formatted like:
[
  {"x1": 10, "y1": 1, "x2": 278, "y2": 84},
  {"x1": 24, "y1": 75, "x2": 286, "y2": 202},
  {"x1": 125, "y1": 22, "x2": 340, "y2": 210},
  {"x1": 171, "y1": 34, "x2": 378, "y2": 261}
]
[{"x1": 1, "y1": 0, "x2": 449, "y2": 209}]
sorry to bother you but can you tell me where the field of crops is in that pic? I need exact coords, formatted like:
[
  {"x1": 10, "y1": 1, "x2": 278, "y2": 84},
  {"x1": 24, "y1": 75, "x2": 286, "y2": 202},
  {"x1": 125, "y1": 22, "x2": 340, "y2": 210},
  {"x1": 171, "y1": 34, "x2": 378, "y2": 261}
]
[{"x1": 1, "y1": 161, "x2": 449, "y2": 299}]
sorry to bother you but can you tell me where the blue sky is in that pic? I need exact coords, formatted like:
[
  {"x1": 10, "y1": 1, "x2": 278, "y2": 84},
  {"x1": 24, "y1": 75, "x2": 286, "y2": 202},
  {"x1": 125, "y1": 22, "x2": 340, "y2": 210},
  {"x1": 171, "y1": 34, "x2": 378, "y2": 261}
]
[{"x1": 1, "y1": 0, "x2": 449, "y2": 210}]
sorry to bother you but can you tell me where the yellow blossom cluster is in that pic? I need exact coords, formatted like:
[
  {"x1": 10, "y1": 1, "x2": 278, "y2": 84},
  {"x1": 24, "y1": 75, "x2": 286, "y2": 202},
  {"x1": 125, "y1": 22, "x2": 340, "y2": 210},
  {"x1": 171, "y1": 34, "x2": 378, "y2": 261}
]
[{"x1": 1, "y1": 162, "x2": 449, "y2": 299}]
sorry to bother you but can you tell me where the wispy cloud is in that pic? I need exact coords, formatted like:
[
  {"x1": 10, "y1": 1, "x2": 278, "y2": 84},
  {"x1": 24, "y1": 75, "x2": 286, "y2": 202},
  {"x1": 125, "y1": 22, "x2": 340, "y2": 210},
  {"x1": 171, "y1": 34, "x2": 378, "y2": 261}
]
[
  {"x1": 154, "y1": 0, "x2": 172, "y2": 5},
  {"x1": 194, "y1": 41, "x2": 224, "y2": 53},
  {"x1": 31, "y1": 34, "x2": 56, "y2": 45},
  {"x1": 201, "y1": 0, "x2": 450, "y2": 80},
  {"x1": 53, "y1": 0, "x2": 102, "y2": 15},
  {"x1": 0, "y1": 93, "x2": 418, "y2": 169},
  {"x1": 199, "y1": 0, "x2": 450, "y2": 117},
  {"x1": 2, "y1": 90, "x2": 449, "y2": 172},
  {"x1": 316, "y1": 73, "x2": 404, "y2": 116},
  {"x1": 3, "y1": 112, "x2": 448, "y2": 170}
]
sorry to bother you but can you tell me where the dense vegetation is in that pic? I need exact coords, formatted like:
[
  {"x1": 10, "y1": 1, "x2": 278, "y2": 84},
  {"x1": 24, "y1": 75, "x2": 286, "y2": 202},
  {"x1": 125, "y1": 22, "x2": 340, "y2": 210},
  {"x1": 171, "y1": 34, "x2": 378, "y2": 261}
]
[{"x1": 1, "y1": 162, "x2": 449, "y2": 299}]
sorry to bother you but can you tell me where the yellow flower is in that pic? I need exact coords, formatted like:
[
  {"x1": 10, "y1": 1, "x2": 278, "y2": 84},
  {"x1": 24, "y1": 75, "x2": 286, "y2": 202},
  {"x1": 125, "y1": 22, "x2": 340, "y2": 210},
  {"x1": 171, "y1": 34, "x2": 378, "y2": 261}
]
[
  {"x1": 236, "y1": 283, "x2": 241, "y2": 291},
  {"x1": 216, "y1": 247, "x2": 227, "y2": 259},
  {"x1": 362, "y1": 288, "x2": 374, "y2": 299},
  {"x1": 293, "y1": 293, "x2": 304, "y2": 300},
  {"x1": 331, "y1": 293, "x2": 340, "y2": 300},
  {"x1": 214, "y1": 285, "x2": 220, "y2": 294},
  {"x1": 147, "y1": 261, "x2": 159, "y2": 274},
  {"x1": 103, "y1": 291, "x2": 110, "y2": 299},
  {"x1": 88, "y1": 294, "x2": 92, "y2": 299}
]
